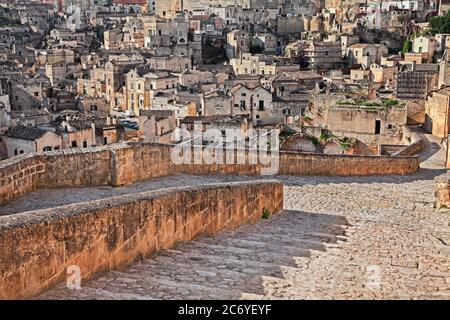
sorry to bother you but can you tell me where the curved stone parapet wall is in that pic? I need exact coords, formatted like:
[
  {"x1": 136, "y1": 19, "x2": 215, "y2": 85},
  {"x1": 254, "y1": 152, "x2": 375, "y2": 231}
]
[
  {"x1": 0, "y1": 181, "x2": 283, "y2": 299},
  {"x1": 0, "y1": 142, "x2": 420, "y2": 206}
]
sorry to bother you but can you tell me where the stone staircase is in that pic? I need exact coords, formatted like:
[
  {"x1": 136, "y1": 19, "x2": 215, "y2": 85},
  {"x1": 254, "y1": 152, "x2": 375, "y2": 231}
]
[
  {"x1": 38, "y1": 210, "x2": 350, "y2": 300},
  {"x1": 38, "y1": 166, "x2": 450, "y2": 300}
]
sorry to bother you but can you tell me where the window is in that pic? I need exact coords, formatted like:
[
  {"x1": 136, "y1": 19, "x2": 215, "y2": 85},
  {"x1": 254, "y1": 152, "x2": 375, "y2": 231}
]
[
  {"x1": 375, "y1": 119, "x2": 381, "y2": 134},
  {"x1": 71, "y1": 140, "x2": 77, "y2": 148},
  {"x1": 240, "y1": 100, "x2": 246, "y2": 109},
  {"x1": 34, "y1": 92, "x2": 39, "y2": 97},
  {"x1": 83, "y1": 140, "x2": 87, "y2": 148},
  {"x1": 14, "y1": 149, "x2": 17, "y2": 156},
  {"x1": 43, "y1": 146, "x2": 52, "y2": 151},
  {"x1": 258, "y1": 100, "x2": 264, "y2": 111}
]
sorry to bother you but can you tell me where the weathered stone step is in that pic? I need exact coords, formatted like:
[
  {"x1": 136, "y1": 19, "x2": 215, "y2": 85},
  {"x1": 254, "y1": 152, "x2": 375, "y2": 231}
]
[
  {"x1": 195, "y1": 237, "x2": 315, "y2": 257},
  {"x1": 222, "y1": 223, "x2": 345, "y2": 243},
  {"x1": 106, "y1": 270, "x2": 244, "y2": 299},
  {"x1": 174, "y1": 242, "x2": 307, "y2": 266},
  {"x1": 153, "y1": 250, "x2": 300, "y2": 278},
  {"x1": 39, "y1": 283, "x2": 159, "y2": 300},
  {"x1": 133, "y1": 254, "x2": 303, "y2": 293},
  {"x1": 222, "y1": 232, "x2": 330, "y2": 251}
]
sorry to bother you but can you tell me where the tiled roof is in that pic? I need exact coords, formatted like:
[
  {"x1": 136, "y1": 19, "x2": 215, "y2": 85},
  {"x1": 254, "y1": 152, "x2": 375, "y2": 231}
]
[{"x1": 4, "y1": 125, "x2": 48, "y2": 141}]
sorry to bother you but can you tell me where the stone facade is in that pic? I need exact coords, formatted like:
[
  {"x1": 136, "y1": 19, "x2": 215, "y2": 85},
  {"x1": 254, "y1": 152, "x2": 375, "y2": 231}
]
[{"x1": 424, "y1": 88, "x2": 450, "y2": 139}]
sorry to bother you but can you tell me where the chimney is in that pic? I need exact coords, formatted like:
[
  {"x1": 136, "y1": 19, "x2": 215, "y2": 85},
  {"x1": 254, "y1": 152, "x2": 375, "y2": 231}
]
[{"x1": 91, "y1": 122, "x2": 96, "y2": 145}]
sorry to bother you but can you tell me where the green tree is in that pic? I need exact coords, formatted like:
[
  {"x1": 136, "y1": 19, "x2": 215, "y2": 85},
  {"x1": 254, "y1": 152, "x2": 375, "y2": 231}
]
[
  {"x1": 401, "y1": 38, "x2": 412, "y2": 56},
  {"x1": 430, "y1": 11, "x2": 450, "y2": 34}
]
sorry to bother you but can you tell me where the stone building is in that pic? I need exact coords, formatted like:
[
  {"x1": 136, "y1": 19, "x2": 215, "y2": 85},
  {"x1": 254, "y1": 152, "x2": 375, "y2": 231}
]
[
  {"x1": 78, "y1": 96, "x2": 110, "y2": 115},
  {"x1": 435, "y1": 33, "x2": 450, "y2": 53},
  {"x1": 138, "y1": 109, "x2": 176, "y2": 143},
  {"x1": 305, "y1": 92, "x2": 408, "y2": 151},
  {"x1": 229, "y1": 84, "x2": 273, "y2": 125},
  {"x1": 370, "y1": 64, "x2": 397, "y2": 87},
  {"x1": 1, "y1": 125, "x2": 62, "y2": 157},
  {"x1": 326, "y1": 100, "x2": 408, "y2": 149},
  {"x1": 285, "y1": 40, "x2": 343, "y2": 70},
  {"x1": 396, "y1": 63, "x2": 439, "y2": 100},
  {"x1": 412, "y1": 36, "x2": 436, "y2": 62},
  {"x1": 346, "y1": 43, "x2": 388, "y2": 68},
  {"x1": 202, "y1": 90, "x2": 233, "y2": 117},
  {"x1": 439, "y1": 49, "x2": 450, "y2": 89},
  {"x1": 272, "y1": 91, "x2": 311, "y2": 123},
  {"x1": 179, "y1": 115, "x2": 252, "y2": 144},
  {"x1": 252, "y1": 33, "x2": 277, "y2": 54},
  {"x1": 226, "y1": 30, "x2": 251, "y2": 59},
  {"x1": 44, "y1": 49, "x2": 75, "y2": 87},
  {"x1": 276, "y1": 15, "x2": 305, "y2": 35},
  {"x1": 424, "y1": 88, "x2": 450, "y2": 139},
  {"x1": 147, "y1": 55, "x2": 192, "y2": 72},
  {"x1": 271, "y1": 70, "x2": 322, "y2": 95},
  {"x1": 229, "y1": 53, "x2": 277, "y2": 76},
  {"x1": 177, "y1": 70, "x2": 216, "y2": 87},
  {"x1": 124, "y1": 69, "x2": 179, "y2": 115},
  {"x1": 154, "y1": 0, "x2": 182, "y2": 18}
]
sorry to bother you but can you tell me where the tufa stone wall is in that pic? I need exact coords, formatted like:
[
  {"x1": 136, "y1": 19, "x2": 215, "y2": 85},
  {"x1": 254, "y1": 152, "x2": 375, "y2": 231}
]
[
  {"x1": 0, "y1": 154, "x2": 45, "y2": 205},
  {"x1": 0, "y1": 147, "x2": 112, "y2": 205},
  {"x1": 0, "y1": 181, "x2": 283, "y2": 299},
  {"x1": 391, "y1": 140, "x2": 425, "y2": 157},
  {"x1": 0, "y1": 142, "x2": 420, "y2": 205},
  {"x1": 122, "y1": 142, "x2": 420, "y2": 185}
]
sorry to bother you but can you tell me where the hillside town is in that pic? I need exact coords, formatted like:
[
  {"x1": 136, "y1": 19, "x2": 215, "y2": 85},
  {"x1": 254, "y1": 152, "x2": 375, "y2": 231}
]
[
  {"x1": 3, "y1": 0, "x2": 450, "y2": 303},
  {"x1": 0, "y1": 0, "x2": 448, "y2": 158}
]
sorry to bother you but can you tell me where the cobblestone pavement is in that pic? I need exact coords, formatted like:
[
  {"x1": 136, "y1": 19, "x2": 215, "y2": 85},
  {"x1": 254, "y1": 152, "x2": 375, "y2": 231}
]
[
  {"x1": 35, "y1": 165, "x2": 450, "y2": 299},
  {"x1": 25, "y1": 132, "x2": 450, "y2": 299}
]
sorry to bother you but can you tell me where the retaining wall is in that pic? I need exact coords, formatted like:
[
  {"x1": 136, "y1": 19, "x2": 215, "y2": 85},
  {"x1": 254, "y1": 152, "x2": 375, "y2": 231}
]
[
  {"x1": 0, "y1": 142, "x2": 421, "y2": 206},
  {"x1": 0, "y1": 181, "x2": 283, "y2": 299}
]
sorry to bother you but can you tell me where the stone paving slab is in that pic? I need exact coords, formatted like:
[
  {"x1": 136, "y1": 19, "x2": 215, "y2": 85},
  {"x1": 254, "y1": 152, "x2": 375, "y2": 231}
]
[{"x1": 35, "y1": 166, "x2": 450, "y2": 300}]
